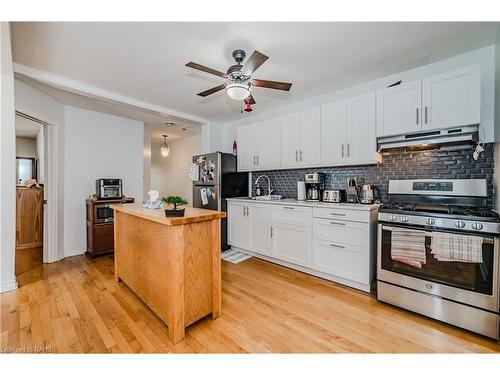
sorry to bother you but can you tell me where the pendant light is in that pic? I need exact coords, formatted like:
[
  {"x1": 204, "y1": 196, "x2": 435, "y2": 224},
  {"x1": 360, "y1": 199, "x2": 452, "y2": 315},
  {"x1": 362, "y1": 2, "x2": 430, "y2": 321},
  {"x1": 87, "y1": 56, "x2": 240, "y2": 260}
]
[{"x1": 160, "y1": 135, "x2": 170, "y2": 157}]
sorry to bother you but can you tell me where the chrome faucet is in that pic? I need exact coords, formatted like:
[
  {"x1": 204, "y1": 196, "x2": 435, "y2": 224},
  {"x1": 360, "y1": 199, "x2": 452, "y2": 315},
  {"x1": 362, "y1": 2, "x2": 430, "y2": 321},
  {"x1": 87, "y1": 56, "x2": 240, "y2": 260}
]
[{"x1": 255, "y1": 175, "x2": 273, "y2": 196}]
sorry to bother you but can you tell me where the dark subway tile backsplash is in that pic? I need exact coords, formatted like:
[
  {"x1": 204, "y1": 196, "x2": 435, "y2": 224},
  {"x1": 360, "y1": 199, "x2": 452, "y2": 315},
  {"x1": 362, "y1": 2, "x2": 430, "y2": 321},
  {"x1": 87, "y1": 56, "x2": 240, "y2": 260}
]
[{"x1": 250, "y1": 143, "x2": 495, "y2": 207}]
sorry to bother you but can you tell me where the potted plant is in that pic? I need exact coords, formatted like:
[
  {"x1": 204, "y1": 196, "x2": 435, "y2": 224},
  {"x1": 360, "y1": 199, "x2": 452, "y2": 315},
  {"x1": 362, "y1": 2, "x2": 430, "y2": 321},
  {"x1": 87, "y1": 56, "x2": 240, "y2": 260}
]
[{"x1": 162, "y1": 195, "x2": 188, "y2": 217}]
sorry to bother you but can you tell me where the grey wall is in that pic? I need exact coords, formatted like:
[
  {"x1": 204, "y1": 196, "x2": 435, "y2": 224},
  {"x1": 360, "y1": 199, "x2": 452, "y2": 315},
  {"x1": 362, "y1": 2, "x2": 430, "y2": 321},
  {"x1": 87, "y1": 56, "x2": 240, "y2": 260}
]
[{"x1": 251, "y1": 143, "x2": 495, "y2": 207}]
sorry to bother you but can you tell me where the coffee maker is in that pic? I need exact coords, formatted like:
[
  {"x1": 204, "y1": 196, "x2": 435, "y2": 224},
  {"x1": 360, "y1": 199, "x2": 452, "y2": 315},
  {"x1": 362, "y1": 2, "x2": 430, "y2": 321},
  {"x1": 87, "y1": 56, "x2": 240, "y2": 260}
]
[{"x1": 304, "y1": 172, "x2": 325, "y2": 201}]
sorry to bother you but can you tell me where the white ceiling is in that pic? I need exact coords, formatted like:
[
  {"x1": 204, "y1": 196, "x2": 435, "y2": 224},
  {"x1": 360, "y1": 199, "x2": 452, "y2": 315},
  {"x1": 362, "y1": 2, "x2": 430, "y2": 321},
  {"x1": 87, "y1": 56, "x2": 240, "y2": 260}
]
[
  {"x1": 11, "y1": 22, "x2": 500, "y2": 123},
  {"x1": 15, "y1": 114, "x2": 42, "y2": 138}
]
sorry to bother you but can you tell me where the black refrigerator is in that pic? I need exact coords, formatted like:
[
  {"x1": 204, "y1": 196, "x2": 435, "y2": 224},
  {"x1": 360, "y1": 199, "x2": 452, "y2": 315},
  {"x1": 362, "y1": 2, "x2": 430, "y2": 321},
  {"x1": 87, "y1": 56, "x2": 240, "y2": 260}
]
[{"x1": 192, "y1": 152, "x2": 248, "y2": 251}]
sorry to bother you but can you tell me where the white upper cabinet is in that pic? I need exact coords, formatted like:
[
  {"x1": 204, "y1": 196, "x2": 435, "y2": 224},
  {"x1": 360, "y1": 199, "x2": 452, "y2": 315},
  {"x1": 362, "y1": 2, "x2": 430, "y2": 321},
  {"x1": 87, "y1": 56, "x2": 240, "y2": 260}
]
[
  {"x1": 376, "y1": 80, "x2": 422, "y2": 137},
  {"x1": 346, "y1": 92, "x2": 377, "y2": 164},
  {"x1": 237, "y1": 125, "x2": 256, "y2": 171},
  {"x1": 298, "y1": 107, "x2": 321, "y2": 166},
  {"x1": 321, "y1": 99, "x2": 347, "y2": 165},
  {"x1": 256, "y1": 118, "x2": 281, "y2": 170},
  {"x1": 422, "y1": 65, "x2": 480, "y2": 130},
  {"x1": 280, "y1": 112, "x2": 301, "y2": 168}
]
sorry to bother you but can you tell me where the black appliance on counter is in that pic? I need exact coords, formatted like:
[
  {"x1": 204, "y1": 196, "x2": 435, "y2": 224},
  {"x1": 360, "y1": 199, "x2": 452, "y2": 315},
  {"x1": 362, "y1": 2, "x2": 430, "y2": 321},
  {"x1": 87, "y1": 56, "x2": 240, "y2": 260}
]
[
  {"x1": 377, "y1": 179, "x2": 500, "y2": 339},
  {"x1": 192, "y1": 152, "x2": 248, "y2": 251},
  {"x1": 96, "y1": 178, "x2": 123, "y2": 199}
]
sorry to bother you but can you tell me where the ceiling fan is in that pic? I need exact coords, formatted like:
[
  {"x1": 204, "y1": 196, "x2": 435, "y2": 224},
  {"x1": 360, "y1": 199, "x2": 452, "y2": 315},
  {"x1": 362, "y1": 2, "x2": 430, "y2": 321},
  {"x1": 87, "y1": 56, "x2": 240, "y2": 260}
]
[{"x1": 185, "y1": 49, "x2": 292, "y2": 107}]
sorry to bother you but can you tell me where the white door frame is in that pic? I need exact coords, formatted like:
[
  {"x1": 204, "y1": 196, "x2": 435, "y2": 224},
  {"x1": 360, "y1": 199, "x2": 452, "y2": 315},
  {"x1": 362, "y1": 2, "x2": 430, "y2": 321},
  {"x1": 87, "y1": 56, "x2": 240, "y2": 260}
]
[{"x1": 15, "y1": 111, "x2": 59, "y2": 263}]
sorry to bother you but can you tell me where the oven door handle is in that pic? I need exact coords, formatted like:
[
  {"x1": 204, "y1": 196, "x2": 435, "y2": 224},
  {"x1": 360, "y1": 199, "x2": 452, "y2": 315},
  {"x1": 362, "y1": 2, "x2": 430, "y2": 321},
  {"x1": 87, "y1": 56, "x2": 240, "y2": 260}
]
[{"x1": 381, "y1": 225, "x2": 495, "y2": 244}]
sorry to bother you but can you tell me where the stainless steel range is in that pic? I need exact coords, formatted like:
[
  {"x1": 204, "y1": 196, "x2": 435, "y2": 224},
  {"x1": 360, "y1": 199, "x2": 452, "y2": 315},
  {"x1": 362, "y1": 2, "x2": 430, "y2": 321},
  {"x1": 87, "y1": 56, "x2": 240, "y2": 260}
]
[{"x1": 377, "y1": 179, "x2": 500, "y2": 339}]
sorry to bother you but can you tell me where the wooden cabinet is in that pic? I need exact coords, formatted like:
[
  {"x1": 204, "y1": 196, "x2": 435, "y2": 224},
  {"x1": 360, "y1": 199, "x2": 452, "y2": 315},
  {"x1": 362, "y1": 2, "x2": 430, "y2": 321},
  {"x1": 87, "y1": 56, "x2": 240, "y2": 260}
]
[
  {"x1": 280, "y1": 108, "x2": 321, "y2": 168},
  {"x1": 321, "y1": 99, "x2": 347, "y2": 165},
  {"x1": 249, "y1": 204, "x2": 272, "y2": 256},
  {"x1": 422, "y1": 65, "x2": 480, "y2": 130},
  {"x1": 376, "y1": 80, "x2": 422, "y2": 137},
  {"x1": 227, "y1": 201, "x2": 249, "y2": 250},
  {"x1": 376, "y1": 65, "x2": 480, "y2": 136},
  {"x1": 346, "y1": 92, "x2": 377, "y2": 165},
  {"x1": 16, "y1": 187, "x2": 44, "y2": 250}
]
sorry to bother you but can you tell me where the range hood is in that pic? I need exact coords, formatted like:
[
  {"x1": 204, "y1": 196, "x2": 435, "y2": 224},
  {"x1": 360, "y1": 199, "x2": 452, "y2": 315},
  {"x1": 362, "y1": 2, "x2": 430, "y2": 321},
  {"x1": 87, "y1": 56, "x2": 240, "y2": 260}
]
[{"x1": 377, "y1": 125, "x2": 479, "y2": 152}]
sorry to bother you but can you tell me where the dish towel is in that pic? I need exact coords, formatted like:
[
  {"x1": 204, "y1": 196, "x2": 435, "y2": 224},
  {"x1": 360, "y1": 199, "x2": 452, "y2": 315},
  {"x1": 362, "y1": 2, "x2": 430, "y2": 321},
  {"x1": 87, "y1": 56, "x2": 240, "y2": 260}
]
[
  {"x1": 430, "y1": 232, "x2": 483, "y2": 263},
  {"x1": 391, "y1": 227, "x2": 427, "y2": 268}
]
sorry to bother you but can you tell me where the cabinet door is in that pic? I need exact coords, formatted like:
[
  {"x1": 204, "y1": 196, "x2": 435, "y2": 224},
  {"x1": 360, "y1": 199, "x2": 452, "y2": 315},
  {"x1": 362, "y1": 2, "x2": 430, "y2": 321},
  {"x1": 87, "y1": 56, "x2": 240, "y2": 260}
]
[
  {"x1": 227, "y1": 202, "x2": 249, "y2": 249},
  {"x1": 280, "y1": 112, "x2": 301, "y2": 168},
  {"x1": 272, "y1": 223, "x2": 311, "y2": 267},
  {"x1": 298, "y1": 107, "x2": 321, "y2": 166},
  {"x1": 312, "y1": 239, "x2": 368, "y2": 284},
  {"x1": 321, "y1": 100, "x2": 347, "y2": 165},
  {"x1": 422, "y1": 65, "x2": 480, "y2": 130},
  {"x1": 346, "y1": 92, "x2": 377, "y2": 164},
  {"x1": 257, "y1": 118, "x2": 281, "y2": 170},
  {"x1": 249, "y1": 204, "x2": 272, "y2": 256},
  {"x1": 237, "y1": 125, "x2": 256, "y2": 171},
  {"x1": 376, "y1": 80, "x2": 422, "y2": 137}
]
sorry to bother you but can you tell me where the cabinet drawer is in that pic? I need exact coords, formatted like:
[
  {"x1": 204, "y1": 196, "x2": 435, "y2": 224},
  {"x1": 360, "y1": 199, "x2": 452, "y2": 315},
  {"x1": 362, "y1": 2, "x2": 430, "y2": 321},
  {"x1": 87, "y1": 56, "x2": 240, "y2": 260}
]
[
  {"x1": 272, "y1": 205, "x2": 312, "y2": 226},
  {"x1": 312, "y1": 239, "x2": 368, "y2": 284},
  {"x1": 313, "y1": 218, "x2": 369, "y2": 247},
  {"x1": 313, "y1": 207, "x2": 369, "y2": 223}
]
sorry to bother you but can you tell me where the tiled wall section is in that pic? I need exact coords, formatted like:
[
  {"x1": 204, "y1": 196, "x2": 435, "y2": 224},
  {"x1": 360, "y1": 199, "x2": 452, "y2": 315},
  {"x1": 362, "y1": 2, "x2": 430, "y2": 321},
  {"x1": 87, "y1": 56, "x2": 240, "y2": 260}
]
[{"x1": 251, "y1": 143, "x2": 495, "y2": 207}]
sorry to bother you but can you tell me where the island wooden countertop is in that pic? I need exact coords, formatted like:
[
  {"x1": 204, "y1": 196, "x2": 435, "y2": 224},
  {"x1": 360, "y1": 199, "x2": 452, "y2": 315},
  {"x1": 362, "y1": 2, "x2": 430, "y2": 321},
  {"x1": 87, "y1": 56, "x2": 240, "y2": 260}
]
[{"x1": 110, "y1": 203, "x2": 226, "y2": 226}]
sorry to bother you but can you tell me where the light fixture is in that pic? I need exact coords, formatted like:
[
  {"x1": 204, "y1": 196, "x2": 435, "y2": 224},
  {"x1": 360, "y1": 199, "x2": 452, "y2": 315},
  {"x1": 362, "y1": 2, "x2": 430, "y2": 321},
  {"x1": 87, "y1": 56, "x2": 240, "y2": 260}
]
[
  {"x1": 226, "y1": 82, "x2": 250, "y2": 101},
  {"x1": 160, "y1": 135, "x2": 170, "y2": 157}
]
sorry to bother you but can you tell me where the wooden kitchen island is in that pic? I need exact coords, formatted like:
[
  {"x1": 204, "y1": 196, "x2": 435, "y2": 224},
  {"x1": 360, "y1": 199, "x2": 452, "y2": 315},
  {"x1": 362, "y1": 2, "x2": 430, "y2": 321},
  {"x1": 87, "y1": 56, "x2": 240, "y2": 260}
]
[{"x1": 111, "y1": 203, "x2": 226, "y2": 344}]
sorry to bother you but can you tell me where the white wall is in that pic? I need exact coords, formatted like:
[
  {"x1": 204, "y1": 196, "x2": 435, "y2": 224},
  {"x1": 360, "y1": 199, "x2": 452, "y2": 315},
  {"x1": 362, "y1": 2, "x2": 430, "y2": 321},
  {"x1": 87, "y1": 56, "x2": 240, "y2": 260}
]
[
  {"x1": 63, "y1": 106, "x2": 144, "y2": 255},
  {"x1": 150, "y1": 133, "x2": 201, "y2": 205},
  {"x1": 15, "y1": 136, "x2": 36, "y2": 157},
  {"x1": 216, "y1": 45, "x2": 497, "y2": 153},
  {"x1": 0, "y1": 22, "x2": 18, "y2": 292}
]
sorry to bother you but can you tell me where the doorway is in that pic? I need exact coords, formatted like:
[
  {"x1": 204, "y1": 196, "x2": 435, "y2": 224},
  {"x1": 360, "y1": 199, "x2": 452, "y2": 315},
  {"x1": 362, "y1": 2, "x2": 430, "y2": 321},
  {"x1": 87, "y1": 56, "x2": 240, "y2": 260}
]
[{"x1": 14, "y1": 112, "x2": 48, "y2": 276}]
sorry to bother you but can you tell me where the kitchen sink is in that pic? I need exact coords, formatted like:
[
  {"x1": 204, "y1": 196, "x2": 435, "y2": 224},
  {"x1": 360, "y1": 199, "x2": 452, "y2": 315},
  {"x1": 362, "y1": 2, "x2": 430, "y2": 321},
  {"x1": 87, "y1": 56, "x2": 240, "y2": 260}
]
[{"x1": 252, "y1": 195, "x2": 282, "y2": 201}]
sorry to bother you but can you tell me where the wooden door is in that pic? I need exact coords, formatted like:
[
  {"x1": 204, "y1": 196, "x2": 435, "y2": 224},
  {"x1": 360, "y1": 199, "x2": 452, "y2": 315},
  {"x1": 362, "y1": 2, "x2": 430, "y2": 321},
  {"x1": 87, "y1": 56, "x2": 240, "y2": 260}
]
[
  {"x1": 422, "y1": 65, "x2": 481, "y2": 130},
  {"x1": 321, "y1": 99, "x2": 347, "y2": 165},
  {"x1": 376, "y1": 80, "x2": 422, "y2": 137},
  {"x1": 16, "y1": 187, "x2": 44, "y2": 249}
]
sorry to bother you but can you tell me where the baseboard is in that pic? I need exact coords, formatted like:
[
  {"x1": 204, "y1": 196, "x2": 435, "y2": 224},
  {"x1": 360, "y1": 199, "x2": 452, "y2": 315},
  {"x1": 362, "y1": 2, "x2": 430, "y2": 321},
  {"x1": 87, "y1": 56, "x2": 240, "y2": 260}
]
[
  {"x1": 0, "y1": 279, "x2": 18, "y2": 293},
  {"x1": 63, "y1": 249, "x2": 86, "y2": 258}
]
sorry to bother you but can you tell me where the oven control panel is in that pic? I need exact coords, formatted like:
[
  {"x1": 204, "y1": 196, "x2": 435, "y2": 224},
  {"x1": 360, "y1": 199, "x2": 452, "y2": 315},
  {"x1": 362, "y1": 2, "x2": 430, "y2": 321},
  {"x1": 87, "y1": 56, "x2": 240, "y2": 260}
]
[{"x1": 412, "y1": 181, "x2": 453, "y2": 192}]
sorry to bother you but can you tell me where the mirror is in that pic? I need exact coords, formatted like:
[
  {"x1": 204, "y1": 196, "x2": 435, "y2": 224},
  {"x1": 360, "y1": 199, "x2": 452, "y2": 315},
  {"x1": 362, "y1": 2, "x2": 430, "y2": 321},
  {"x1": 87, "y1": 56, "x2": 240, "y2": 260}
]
[{"x1": 16, "y1": 157, "x2": 36, "y2": 184}]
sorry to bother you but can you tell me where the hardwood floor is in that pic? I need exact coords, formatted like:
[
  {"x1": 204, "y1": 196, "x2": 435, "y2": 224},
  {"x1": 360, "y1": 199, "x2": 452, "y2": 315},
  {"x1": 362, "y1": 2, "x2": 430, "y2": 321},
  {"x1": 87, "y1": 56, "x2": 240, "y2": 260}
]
[{"x1": 1, "y1": 254, "x2": 499, "y2": 353}]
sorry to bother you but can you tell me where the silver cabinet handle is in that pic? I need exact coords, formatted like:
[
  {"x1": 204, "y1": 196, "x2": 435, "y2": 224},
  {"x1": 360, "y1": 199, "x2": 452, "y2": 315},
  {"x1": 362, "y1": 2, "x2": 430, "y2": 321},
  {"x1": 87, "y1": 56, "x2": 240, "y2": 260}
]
[
  {"x1": 424, "y1": 106, "x2": 428, "y2": 124},
  {"x1": 329, "y1": 243, "x2": 345, "y2": 249},
  {"x1": 416, "y1": 108, "x2": 419, "y2": 125},
  {"x1": 257, "y1": 155, "x2": 259, "y2": 165},
  {"x1": 295, "y1": 150, "x2": 298, "y2": 162},
  {"x1": 299, "y1": 149, "x2": 303, "y2": 161},
  {"x1": 341, "y1": 144, "x2": 344, "y2": 158},
  {"x1": 330, "y1": 213, "x2": 346, "y2": 216},
  {"x1": 253, "y1": 155, "x2": 256, "y2": 165},
  {"x1": 270, "y1": 226, "x2": 273, "y2": 238},
  {"x1": 246, "y1": 206, "x2": 250, "y2": 215},
  {"x1": 283, "y1": 206, "x2": 295, "y2": 210},
  {"x1": 243, "y1": 206, "x2": 246, "y2": 216},
  {"x1": 329, "y1": 221, "x2": 346, "y2": 226},
  {"x1": 347, "y1": 144, "x2": 350, "y2": 157}
]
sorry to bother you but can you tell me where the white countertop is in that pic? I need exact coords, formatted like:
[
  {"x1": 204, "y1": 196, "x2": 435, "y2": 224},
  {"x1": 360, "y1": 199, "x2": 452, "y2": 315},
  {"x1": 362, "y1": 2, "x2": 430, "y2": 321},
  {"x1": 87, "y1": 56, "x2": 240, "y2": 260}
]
[{"x1": 226, "y1": 197, "x2": 379, "y2": 211}]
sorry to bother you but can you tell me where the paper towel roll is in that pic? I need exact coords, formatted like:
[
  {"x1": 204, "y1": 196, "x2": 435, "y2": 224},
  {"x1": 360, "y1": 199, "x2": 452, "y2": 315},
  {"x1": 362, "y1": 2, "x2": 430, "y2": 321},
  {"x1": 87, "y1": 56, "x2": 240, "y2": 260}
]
[{"x1": 297, "y1": 181, "x2": 306, "y2": 201}]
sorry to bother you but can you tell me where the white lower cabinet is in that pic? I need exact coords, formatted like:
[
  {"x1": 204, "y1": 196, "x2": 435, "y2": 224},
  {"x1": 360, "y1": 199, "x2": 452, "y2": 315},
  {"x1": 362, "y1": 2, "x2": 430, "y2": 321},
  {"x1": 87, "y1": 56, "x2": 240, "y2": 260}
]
[
  {"x1": 272, "y1": 223, "x2": 311, "y2": 267},
  {"x1": 228, "y1": 200, "x2": 377, "y2": 292}
]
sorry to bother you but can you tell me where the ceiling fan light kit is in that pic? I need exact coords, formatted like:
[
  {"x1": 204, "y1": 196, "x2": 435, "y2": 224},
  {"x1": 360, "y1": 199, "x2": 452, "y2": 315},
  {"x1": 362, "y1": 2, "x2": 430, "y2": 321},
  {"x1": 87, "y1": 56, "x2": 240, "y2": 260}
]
[{"x1": 186, "y1": 49, "x2": 292, "y2": 110}]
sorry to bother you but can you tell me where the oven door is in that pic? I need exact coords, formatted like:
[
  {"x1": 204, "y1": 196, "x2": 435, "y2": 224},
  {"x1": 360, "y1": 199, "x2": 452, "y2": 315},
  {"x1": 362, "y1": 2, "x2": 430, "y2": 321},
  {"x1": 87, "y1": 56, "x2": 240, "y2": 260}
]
[
  {"x1": 101, "y1": 185, "x2": 122, "y2": 198},
  {"x1": 377, "y1": 223, "x2": 499, "y2": 312},
  {"x1": 94, "y1": 204, "x2": 114, "y2": 223}
]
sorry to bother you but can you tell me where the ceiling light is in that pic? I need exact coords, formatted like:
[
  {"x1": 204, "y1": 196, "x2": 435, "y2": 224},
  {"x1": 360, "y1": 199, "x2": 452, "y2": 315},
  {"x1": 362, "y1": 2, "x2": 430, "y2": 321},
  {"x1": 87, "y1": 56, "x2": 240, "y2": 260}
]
[
  {"x1": 226, "y1": 82, "x2": 250, "y2": 101},
  {"x1": 160, "y1": 135, "x2": 170, "y2": 157}
]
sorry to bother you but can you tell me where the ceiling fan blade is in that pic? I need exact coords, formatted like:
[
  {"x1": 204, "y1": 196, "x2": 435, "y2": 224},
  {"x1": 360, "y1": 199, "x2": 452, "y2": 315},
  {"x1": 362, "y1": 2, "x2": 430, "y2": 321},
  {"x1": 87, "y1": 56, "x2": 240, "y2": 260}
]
[
  {"x1": 248, "y1": 95, "x2": 256, "y2": 105},
  {"x1": 197, "y1": 84, "x2": 225, "y2": 97},
  {"x1": 186, "y1": 62, "x2": 226, "y2": 78},
  {"x1": 240, "y1": 50, "x2": 269, "y2": 76},
  {"x1": 251, "y1": 79, "x2": 292, "y2": 91}
]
